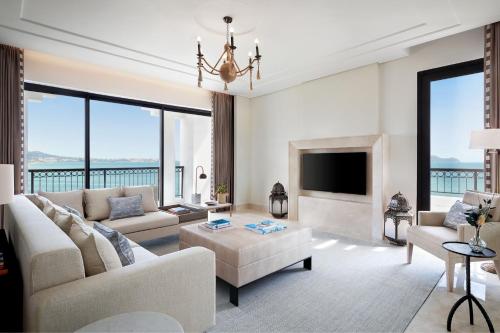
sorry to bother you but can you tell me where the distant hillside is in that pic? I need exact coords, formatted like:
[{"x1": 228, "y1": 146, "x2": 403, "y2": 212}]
[
  {"x1": 431, "y1": 155, "x2": 460, "y2": 164},
  {"x1": 27, "y1": 151, "x2": 158, "y2": 164}
]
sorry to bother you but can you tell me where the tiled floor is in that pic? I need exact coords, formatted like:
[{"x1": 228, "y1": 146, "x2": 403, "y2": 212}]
[{"x1": 406, "y1": 262, "x2": 500, "y2": 332}]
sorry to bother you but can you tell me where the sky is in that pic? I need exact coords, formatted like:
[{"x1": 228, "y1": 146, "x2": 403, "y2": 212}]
[
  {"x1": 27, "y1": 95, "x2": 160, "y2": 160},
  {"x1": 430, "y1": 72, "x2": 484, "y2": 163}
]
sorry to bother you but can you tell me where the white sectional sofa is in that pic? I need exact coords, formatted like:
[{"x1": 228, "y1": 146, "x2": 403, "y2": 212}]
[{"x1": 4, "y1": 195, "x2": 216, "y2": 332}]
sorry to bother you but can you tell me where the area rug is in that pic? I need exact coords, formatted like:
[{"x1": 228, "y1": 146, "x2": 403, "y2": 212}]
[{"x1": 141, "y1": 230, "x2": 443, "y2": 333}]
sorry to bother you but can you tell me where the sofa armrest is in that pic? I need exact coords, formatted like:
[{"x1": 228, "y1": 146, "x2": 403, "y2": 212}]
[
  {"x1": 28, "y1": 247, "x2": 216, "y2": 333},
  {"x1": 458, "y1": 222, "x2": 500, "y2": 251},
  {"x1": 418, "y1": 211, "x2": 447, "y2": 226}
]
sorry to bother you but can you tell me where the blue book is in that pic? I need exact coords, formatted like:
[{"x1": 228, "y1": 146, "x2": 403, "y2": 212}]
[{"x1": 245, "y1": 220, "x2": 287, "y2": 235}]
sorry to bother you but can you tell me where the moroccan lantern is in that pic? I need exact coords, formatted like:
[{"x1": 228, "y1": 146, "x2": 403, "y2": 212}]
[{"x1": 269, "y1": 181, "x2": 288, "y2": 218}]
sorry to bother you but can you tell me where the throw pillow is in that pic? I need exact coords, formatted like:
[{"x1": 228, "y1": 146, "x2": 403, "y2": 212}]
[
  {"x1": 84, "y1": 187, "x2": 123, "y2": 221},
  {"x1": 24, "y1": 194, "x2": 44, "y2": 210},
  {"x1": 64, "y1": 205, "x2": 84, "y2": 220},
  {"x1": 93, "y1": 222, "x2": 135, "y2": 266},
  {"x1": 443, "y1": 201, "x2": 475, "y2": 230},
  {"x1": 68, "y1": 217, "x2": 122, "y2": 276},
  {"x1": 123, "y1": 186, "x2": 159, "y2": 213},
  {"x1": 108, "y1": 195, "x2": 145, "y2": 221},
  {"x1": 38, "y1": 190, "x2": 85, "y2": 218},
  {"x1": 52, "y1": 209, "x2": 74, "y2": 234}
]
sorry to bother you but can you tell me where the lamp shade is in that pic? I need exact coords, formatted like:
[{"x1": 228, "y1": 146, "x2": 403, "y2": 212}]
[
  {"x1": 470, "y1": 129, "x2": 500, "y2": 149},
  {"x1": 0, "y1": 164, "x2": 14, "y2": 204}
]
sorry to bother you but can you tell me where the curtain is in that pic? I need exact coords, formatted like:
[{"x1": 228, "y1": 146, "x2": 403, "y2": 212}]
[
  {"x1": 0, "y1": 44, "x2": 24, "y2": 194},
  {"x1": 211, "y1": 92, "x2": 234, "y2": 203}
]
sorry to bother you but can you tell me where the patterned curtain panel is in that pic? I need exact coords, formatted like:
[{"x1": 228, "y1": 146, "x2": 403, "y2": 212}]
[
  {"x1": 0, "y1": 44, "x2": 24, "y2": 194},
  {"x1": 484, "y1": 23, "x2": 500, "y2": 193},
  {"x1": 211, "y1": 92, "x2": 234, "y2": 203}
]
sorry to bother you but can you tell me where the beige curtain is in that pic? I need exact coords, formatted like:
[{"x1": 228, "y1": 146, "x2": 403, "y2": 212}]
[
  {"x1": 484, "y1": 23, "x2": 500, "y2": 193},
  {"x1": 0, "y1": 44, "x2": 24, "y2": 194},
  {"x1": 211, "y1": 92, "x2": 234, "y2": 203}
]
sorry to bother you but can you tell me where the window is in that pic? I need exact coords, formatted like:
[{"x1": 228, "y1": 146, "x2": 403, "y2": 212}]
[
  {"x1": 417, "y1": 59, "x2": 484, "y2": 211},
  {"x1": 90, "y1": 101, "x2": 161, "y2": 200},
  {"x1": 24, "y1": 83, "x2": 211, "y2": 206},
  {"x1": 25, "y1": 91, "x2": 85, "y2": 192}
]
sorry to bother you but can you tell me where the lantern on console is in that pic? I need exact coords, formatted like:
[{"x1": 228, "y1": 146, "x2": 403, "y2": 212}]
[{"x1": 269, "y1": 181, "x2": 288, "y2": 218}]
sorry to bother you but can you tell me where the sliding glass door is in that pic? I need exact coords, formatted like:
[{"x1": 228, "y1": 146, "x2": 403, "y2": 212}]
[{"x1": 24, "y1": 83, "x2": 211, "y2": 206}]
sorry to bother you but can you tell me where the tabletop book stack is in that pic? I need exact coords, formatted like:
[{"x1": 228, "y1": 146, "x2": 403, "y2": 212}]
[{"x1": 199, "y1": 219, "x2": 233, "y2": 232}]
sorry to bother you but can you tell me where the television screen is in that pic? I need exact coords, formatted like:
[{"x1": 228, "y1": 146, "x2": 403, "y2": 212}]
[{"x1": 301, "y1": 152, "x2": 367, "y2": 195}]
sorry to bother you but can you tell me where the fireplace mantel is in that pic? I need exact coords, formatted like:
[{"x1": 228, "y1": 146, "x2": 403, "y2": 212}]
[{"x1": 289, "y1": 134, "x2": 389, "y2": 241}]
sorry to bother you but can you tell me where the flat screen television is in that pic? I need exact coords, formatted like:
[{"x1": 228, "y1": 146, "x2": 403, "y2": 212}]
[{"x1": 301, "y1": 152, "x2": 367, "y2": 195}]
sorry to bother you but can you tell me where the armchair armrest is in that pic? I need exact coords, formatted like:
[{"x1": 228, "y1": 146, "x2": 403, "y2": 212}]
[
  {"x1": 458, "y1": 222, "x2": 500, "y2": 252},
  {"x1": 418, "y1": 211, "x2": 447, "y2": 226},
  {"x1": 28, "y1": 247, "x2": 216, "y2": 333}
]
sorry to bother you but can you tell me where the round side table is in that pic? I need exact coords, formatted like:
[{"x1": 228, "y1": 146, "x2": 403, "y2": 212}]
[
  {"x1": 75, "y1": 311, "x2": 184, "y2": 333},
  {"x1": 442, "y1": 242, "x2": 496, "y2": 333}
]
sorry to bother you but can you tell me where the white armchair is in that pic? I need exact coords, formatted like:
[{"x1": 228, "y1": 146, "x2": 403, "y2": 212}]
[{"x1": 407, "y1": 191, "x2": 500, "y2": 292}]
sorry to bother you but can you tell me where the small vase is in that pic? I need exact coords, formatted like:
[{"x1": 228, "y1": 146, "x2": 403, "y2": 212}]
[{"x1": 468, "y1": 227, "x2": 487, "y2": 253}]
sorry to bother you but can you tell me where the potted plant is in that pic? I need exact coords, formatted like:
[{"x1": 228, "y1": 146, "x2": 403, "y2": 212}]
[
  {"x1": 215, "y1": 184, "x2": 229, "y2": 204},
  {"x1": 464, "y1": 196, "x2": 495, "y2": 252}
]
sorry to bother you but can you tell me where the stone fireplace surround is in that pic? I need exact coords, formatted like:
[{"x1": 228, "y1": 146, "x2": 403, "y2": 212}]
[{"x1": 289, "y1": 135, "x2": 389, "y2": 241}]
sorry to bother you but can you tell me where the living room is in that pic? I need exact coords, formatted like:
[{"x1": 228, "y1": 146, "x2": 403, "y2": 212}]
[{"x1": 1, "y1": 1, "x2": 500, "y2": 332}]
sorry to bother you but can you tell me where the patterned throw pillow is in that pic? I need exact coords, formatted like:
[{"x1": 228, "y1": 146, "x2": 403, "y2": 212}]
[
  {"x1": 108, "y1": 195, "x2": 145, "y2": 221},
  {"x1": 93, "y1": 222, "x2": 135, "y2": 266},
  {"x1": 443, "y1": 201, "x2": 475, "y2": 230},
  {"x1": 64, "y1": 205, "x2": 84, "y2": 220}
]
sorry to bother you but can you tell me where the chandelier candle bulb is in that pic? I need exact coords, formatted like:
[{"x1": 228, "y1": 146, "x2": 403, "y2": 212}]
[{"x1": 255, "y1": 38, "x2": 260, "y2": 56}]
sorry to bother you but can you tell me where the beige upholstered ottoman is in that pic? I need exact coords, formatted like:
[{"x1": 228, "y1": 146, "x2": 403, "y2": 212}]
[{"x1": 179, "y1": 217, "x2": 312, "y2": 306}]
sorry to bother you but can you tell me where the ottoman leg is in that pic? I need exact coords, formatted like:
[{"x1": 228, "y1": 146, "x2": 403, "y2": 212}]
[
  {"x1": 229, "y1": 285, "x2": 239, "y2": 306},
  {"x1": 304, "y1": 257, "x2": 312, "y2": 270}
]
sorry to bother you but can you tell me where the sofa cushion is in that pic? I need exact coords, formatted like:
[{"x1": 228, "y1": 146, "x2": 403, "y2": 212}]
[
  {"x1": 123, "y1": 186, "x2": 159, "y2": 213},
  {"x1": 84, "y1": 187, "x2": 123, "y2": 221},
  {"x1": 108, "y1": 195, "x2": 145, "y2": 221},
  {"x1": 24, "y1": 194, "x2": 44, "y2": 210},
  {"x1": 463, "y1": 190, "x2": 500, "y2": 221},
  {"x1": 100, "y1": 211, "x2": 178, "y2": 235},
  {"x1": 69, "y1": 217, "x2": 122, "y2": 276},
  {"x1": 52, "y1": 208, "x2": 74, "y2": 234},
  {"x1": 39, "y1": 190, "x2": 85, "y2": 218},
  {"x1": 132, "y1": 246, "x2": 157, "y2": 263},
  {"x1": 93, "y1": 222, "x2": 135, "y2": 266}
]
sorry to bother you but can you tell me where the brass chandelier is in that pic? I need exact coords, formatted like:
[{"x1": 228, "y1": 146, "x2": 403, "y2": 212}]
[{"x1": 196, "y1": 16, "x2": 261, "y2": 91}]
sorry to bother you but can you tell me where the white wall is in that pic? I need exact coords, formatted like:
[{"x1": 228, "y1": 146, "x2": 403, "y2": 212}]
[
  {"x1": 248, "y1": 64, "x2": 380, "y2": 208},
  {"x1": 243, "y1": 27, "x2": 484, "y2": 210},
  {"x1": 380, "y1": 27, "x2": 484, "y2": 207},
  {"x1": 24, "y1": 50, "x2": 211, "y2": 110}
]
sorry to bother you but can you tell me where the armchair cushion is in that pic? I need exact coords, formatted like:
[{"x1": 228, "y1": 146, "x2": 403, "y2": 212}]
[{"x1": 408, "y1": 225, "x2": 458, "y2": 244}]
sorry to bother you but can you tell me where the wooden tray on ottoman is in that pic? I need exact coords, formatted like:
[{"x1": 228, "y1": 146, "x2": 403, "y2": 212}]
[{"x1": 160, "y1": 204, "x2": 208, "y2": 223}]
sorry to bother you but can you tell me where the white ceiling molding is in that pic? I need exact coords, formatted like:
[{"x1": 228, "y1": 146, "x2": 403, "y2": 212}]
[{"x1": 0, "y1": 0, "x2": 499, "y2": 98}]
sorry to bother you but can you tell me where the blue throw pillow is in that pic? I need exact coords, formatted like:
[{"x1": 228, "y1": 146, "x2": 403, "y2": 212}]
[
  {"x1": 108, "y1": 195, "x2": 144, "y2": 221},
  {"x1": 93, "y1": 222, "x2": 135, "y2": 266}
]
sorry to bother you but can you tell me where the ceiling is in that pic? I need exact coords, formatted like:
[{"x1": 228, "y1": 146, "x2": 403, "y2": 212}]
[{"x1": 0, "y1": 0, "x2": 499, "y2": 98}]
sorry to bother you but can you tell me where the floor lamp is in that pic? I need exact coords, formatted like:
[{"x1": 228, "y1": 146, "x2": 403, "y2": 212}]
[
  {"x1": 470, "y1": 129, "x2": 500, "y2": 274},
  {"x1": 0, "y1": 164, "x2": 14, "y2": 230}
]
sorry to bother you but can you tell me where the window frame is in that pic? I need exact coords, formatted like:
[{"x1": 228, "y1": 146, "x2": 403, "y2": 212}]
[
  {"x1": 416, "y1": 58, "x2": 484, "y2": 212},
  {"x1": 24, "y1": 82, "x2": 211, "y2": 206}
]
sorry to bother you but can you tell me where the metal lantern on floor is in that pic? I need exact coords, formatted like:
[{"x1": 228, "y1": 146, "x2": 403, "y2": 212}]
[
  {"x1": 384, "y1": 192, "x2": 413, "y2": 245},
  {"x1": 269, "y1": 181, "x2": 288, "y2": 218}
]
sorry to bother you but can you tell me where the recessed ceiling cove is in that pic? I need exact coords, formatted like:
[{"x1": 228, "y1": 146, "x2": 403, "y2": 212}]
[{"x1": 0, "y1": 0, "x2": 499, "y2": 97}]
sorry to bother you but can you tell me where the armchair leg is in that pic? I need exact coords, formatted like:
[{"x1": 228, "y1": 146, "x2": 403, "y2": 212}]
[
  {"x1": 494, "y1": 260, "x2": 500, "y2": 280},
  {"x1": 407, "y1": 242, "x2": 413, "y2": 264},
  {"x1": 446, "y1": 261, "x2": 455, "y2": 292}
]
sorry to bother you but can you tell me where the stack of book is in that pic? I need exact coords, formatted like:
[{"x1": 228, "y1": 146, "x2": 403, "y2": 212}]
[
  {"x1": 168, "y1": 206, "x2": 191, "y2": 215},
  {"x1": 245, "y1": 220, "x2": 287, "y2": 235},
  {"x1": 199, "y1": 219, "x2": 232, "y2": 232}
]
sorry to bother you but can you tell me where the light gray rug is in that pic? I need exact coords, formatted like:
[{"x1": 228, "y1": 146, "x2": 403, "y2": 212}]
[{"x1": 141, "y1": 231, "x2": 443, "y2": 333}]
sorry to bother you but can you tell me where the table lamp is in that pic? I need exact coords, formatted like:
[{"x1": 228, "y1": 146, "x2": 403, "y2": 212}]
[{"x1": 0, "y1": 164, "x2": 14, "y2": 229}]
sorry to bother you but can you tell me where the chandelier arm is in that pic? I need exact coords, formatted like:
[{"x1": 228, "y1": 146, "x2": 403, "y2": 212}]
[
  {"x1": 201, "y1": 58, "x2": 222, "y2": 73},
  {"x1": 200, "y1": 64, "x2": 220, "y2": 75}
]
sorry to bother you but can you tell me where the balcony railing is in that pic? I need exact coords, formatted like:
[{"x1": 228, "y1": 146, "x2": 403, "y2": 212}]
[
  {"x1": 431, "y1": 168, "x2": 484, "y2": 196},
  {"x1": 28, "y1": 166, "x2": 184, "y2": 198}
]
